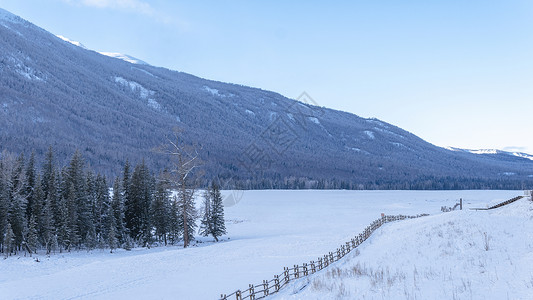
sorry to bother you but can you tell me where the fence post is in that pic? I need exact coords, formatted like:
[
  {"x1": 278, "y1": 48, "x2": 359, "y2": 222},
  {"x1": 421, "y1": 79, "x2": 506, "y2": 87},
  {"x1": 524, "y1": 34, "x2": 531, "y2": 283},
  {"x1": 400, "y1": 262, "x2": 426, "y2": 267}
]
[
  {"x1": 351, "y1": 238, "x2": 356, "y2": 248},
  {"x1": 249, "y1": 284, "x2": 255, "y2": 300},
  {"x1": 311, "y1": 261, "x2": 316, "y2": 273},
  {"x1": 303, "y1": 263, "x2": 308, "y2": 276},
  {"x1": 329, "y1": 252, "x2": 334, "y2": 262},
  {"x1": 346, "y1": 241, "x2": 351, "y2": 252},
  {"x1": 263, "y1": 280, "x2": 269, "y2": 296},
  {"x1": 220, "y1": 294, "x2": 226, "y2": 300},
  {"x1": 294, "y1": 265, "x2": 299, "y2": 279},
  {"x1": 460, "y1": 198, "x2": 463, "y2": 210},
  {"x1": 236, "y1": 290, "x2": 242, "y2": 300},
  {"x1": 274, "y1": 275, "x2": 280, "y2": 292},
  {"x1": 284, "y1": 267, "x2": 290, "y2": 284},
  {"x1": 318, "y1": 257, "x2": 323, "y2": 270}
]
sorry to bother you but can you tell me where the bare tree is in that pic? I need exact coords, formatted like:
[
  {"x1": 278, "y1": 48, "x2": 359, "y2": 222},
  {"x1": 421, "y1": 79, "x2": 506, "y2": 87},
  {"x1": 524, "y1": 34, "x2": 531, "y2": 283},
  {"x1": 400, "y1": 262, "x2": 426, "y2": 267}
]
[{"x1": 157, "y1": 128, "x2": 202, "y2": 248}]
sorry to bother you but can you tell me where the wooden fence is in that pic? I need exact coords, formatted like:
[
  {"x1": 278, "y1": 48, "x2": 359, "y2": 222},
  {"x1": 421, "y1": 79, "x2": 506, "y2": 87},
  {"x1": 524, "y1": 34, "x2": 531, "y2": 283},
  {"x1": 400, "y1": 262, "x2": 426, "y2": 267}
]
[
  {"x1": 471, "y1": 196, "x2": 525, "y2": 211},
  {"x1": 219, "y1": 213, "x2": 429, "y2": 300}
]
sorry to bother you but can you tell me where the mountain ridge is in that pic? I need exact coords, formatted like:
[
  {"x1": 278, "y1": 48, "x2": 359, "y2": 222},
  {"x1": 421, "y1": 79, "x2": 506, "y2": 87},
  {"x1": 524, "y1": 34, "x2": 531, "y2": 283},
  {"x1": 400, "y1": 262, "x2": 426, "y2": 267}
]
[{"x1": 1, "y1": 8, "x2": 533, "y2": 189}]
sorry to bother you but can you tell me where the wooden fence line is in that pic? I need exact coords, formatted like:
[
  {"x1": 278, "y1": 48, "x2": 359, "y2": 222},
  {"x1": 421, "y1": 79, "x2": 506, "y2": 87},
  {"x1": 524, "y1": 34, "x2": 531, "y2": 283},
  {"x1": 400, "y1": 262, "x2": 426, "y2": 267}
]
[
  {"x1": 470, "y1": 196, "x2": 525, "y2": 211},
  {"x1": 219, "y1": 213, "x2": 429, "y2": 300}
]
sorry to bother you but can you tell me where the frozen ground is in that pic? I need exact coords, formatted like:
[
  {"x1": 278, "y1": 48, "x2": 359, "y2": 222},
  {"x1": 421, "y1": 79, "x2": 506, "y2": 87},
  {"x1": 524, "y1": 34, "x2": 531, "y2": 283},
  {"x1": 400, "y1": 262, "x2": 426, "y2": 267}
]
[{"x1": 0, "y1": 190, "x2": 528, "y2": 299}]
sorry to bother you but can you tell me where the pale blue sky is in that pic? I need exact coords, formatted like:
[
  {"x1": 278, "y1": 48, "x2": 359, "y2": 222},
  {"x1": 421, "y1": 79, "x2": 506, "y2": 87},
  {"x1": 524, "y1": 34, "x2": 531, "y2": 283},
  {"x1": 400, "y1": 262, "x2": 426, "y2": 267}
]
[{"x1": 2, "y1": 0, "x2": 533, "y2": 153}]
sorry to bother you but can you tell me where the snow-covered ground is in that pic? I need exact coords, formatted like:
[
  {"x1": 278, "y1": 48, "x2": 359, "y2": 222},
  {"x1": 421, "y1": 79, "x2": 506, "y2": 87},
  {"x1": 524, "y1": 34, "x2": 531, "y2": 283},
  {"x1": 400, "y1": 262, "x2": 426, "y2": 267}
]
[{"x1": 0, "y1": 190, "x2": 529, "y2": 299}]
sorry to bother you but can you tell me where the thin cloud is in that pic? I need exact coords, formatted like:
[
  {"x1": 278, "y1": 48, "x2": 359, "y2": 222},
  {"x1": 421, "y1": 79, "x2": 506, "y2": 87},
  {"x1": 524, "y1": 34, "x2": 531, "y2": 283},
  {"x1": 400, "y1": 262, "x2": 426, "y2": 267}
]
[
  {"x1": 62, "y1": 0, "x2": 180, "y2": 25},
  {"x1": 81, "y1": 0, "x2": 154, "y2": 15}
]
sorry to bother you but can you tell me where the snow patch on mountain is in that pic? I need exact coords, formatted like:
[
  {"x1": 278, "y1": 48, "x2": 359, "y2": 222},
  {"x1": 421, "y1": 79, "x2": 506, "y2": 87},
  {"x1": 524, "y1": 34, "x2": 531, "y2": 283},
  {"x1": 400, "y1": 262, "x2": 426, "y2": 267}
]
[
  {"x1": 131, "y1": 66, "x2": 155, "y2": 77},
  {"x1": 366, "y1": 118, "x2": 389, "y2": 128},
  {"x1": 147, "y1": 99, "x2": 161, "y2": 111},
  {"x1": 100, "y1": 52, "x2": 147, "y2": 65},
  {"x1": 308, "y1": 117, "x2": 320, "y2": 125},
  {"x1": 511, "y1": 152, "x2": 533, "y2": 161},
  {"x1": 286, "y1": 113, "x2": 294, "y2": 121},
  {"x1": 245, "y1": 109, "x2": 255, "y2": 117},
  {"x1": 374, "y1": 127, "x2": 404, "y2": 139},
  {"x1": 8, "y1": 56, "x2": 44, "y2": 81},
  {"x1": 390, "y1": 142, "x2": 407, "y2": 149},
  {"x1": 114, "y1": 76, "x2": 154, "y2": 99},
  {"x1": 203, "y1": 86, "x2": 223, "y2": 97},
  {"x1": 446, "y1": 147, "x2": 533, "y2": 161},
  {"x1": 364, "y1": 130, "x2": 375, "y2": 140},
  {"x1": 56, "y1": 35, "x2": 88, "y2": 49}
]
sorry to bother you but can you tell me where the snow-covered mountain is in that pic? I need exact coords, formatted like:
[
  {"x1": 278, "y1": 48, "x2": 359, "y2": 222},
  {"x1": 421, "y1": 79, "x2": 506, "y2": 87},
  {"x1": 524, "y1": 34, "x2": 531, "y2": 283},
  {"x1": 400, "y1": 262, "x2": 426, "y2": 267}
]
[
  {"x1": 446, "y1": 147, "x2": 533, "y2": 161},
  {"x1": 1, "y1": 8, "x2": 533, "y2": 188}
]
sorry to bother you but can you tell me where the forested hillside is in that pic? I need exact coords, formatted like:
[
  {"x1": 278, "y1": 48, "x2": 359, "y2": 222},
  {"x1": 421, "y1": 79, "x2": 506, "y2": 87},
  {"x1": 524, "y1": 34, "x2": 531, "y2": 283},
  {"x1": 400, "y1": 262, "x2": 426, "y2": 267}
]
[{"x1": 1, "y1": 8, "x2": 533, "y2": 189}]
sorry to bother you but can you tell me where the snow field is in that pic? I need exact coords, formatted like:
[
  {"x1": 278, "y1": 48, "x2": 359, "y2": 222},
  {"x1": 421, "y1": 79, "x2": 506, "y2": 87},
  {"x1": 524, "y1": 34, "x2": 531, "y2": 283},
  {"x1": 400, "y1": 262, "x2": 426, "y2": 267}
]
[{"x1": 0, "y1": 190, "x2": 526, "y2": 299}]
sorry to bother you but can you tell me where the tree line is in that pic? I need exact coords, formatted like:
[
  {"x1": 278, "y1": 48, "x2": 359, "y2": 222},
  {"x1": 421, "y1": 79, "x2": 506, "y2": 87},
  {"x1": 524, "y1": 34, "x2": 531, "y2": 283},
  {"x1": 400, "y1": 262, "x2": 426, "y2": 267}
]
[{"x1": 0, "y1": 146, "x2": 226, "y2": 257}]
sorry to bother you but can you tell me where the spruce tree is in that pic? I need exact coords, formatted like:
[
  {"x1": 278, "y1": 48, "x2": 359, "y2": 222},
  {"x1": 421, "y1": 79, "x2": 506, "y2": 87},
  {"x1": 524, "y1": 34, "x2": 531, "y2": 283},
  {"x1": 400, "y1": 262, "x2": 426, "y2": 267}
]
[
  {"x1": 31, "y1": 176, "x2": 45, "y2": 245},
  {"x1": 168, "y1": 196, "x2": 180, "y2": 245},
  {"x1": 106, "y1": 207, "x2": 119, "y2": 253},
  {"x1": 3, "y1": 223, "x2": 15, "y2": 257},
  {"x1": 111, "y1": 178, "x2": 126, "y2": 244},
  {"x1": 199, "y1": 188, "x2": 212, "y2": 237},
  {"x1": 24, "y1": 151, "x2": 36, "y2": 221},
  {"x1": 127, "y1": 161, "x2": 153, "y2": 246},
  {"x1": 0, "y1": 159, "x2": 9, "y2": 252},
  {"x1": 26, "y1": 214, "x2": 39, "y2": 255},
  {"x1": 65, "y1": 151, "x2": 88, "y2": 248},
  {"x1": 10, "y1": 153, "x2": 28, "y2": 251},
  {"x1": 151, "y1": 176, "x2": 170, "y2": 245},
  {"x1": 209, "y1": 182, "x2": 226, "y2": 242}
]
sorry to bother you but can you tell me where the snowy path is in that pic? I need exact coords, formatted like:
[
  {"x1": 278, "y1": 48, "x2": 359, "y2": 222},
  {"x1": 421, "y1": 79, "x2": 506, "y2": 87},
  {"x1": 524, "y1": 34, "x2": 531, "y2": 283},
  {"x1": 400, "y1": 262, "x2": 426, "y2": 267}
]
[{"x1": 0, "y1": 190, "x2": 523, "y2": 299}]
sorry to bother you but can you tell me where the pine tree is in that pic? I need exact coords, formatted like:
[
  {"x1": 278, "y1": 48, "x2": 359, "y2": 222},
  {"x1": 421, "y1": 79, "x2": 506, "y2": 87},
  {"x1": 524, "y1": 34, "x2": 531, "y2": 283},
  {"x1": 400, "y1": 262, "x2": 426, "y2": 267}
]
[
  {"x1": 111, "y1": 178, "x2": 126, "y2": 244},
  {"x1": 65, "y1": 151, "x2": 91, "y2": 248},
  {"x1": 26, "y1": 214, "x2": 39, "y2": 255},
  {"x1": 41, "y1": 194, "x2": 55, "y2": 254},
  {"x1": 127, "y1": 161, "x2": 153, "y2": 246},
  {"x1": 209, "y1": 182, "x2": 226, "y2": 242},
  {"x1": 199, "y1": 188, "x2": 212, "y2": 237},
  {"x1": 168, "y1": 196, "x2": 180, "y2": 245},
  {"x1": 3, "y1": 223, "x2": 15, "y2": 257},
  {"x1": 0, "y1": 158, "x2": 9, "y2": 253},
  {"x1": 122, "y1": 160, "x2": 132, "y2": 238},
  {"x1": 151, "y1": 175, "x2": 170, "y2": 245},
  {"x1": 24, "y1": 152, "x2": 36, "y2": 221},
  {"x1": 50, "y1": 233, "x2": 58, "y2": 254},
  {"x1": 31, "y1": 176, "x2": 45, "y2": 246},
  {"x1": 106, "y1": 207, "x2": 119, "y2": 253},
  {"x1": 9, "y1": 153, "x2": 28, "y2": 251},
  {"x1": 41, "y1": 147, "x2": 60, "y2": 229}
]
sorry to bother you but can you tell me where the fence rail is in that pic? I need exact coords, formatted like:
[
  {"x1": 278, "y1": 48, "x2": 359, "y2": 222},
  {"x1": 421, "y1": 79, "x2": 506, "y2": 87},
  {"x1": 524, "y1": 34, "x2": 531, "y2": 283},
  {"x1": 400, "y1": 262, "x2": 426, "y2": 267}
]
[{"x1": 219, "y1": 213, "x2": 429, "y2": 300}]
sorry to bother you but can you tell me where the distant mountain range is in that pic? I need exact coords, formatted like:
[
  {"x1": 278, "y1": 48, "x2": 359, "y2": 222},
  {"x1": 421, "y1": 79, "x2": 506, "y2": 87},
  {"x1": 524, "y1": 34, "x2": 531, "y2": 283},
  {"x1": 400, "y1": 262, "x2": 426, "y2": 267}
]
[{"x1": 1, "y1": 8, "x2": 532, "y2": 189}]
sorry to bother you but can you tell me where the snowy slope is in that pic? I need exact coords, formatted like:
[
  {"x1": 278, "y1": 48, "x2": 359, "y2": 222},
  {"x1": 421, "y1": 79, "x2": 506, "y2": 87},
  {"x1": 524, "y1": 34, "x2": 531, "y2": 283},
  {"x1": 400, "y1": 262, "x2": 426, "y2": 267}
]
[
  {"x1": 276, "y1": 196, "x2": 533, "y2": 300},
  {"x1": 0, "y1": 190, "x2": 526, "y2": 299}
]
